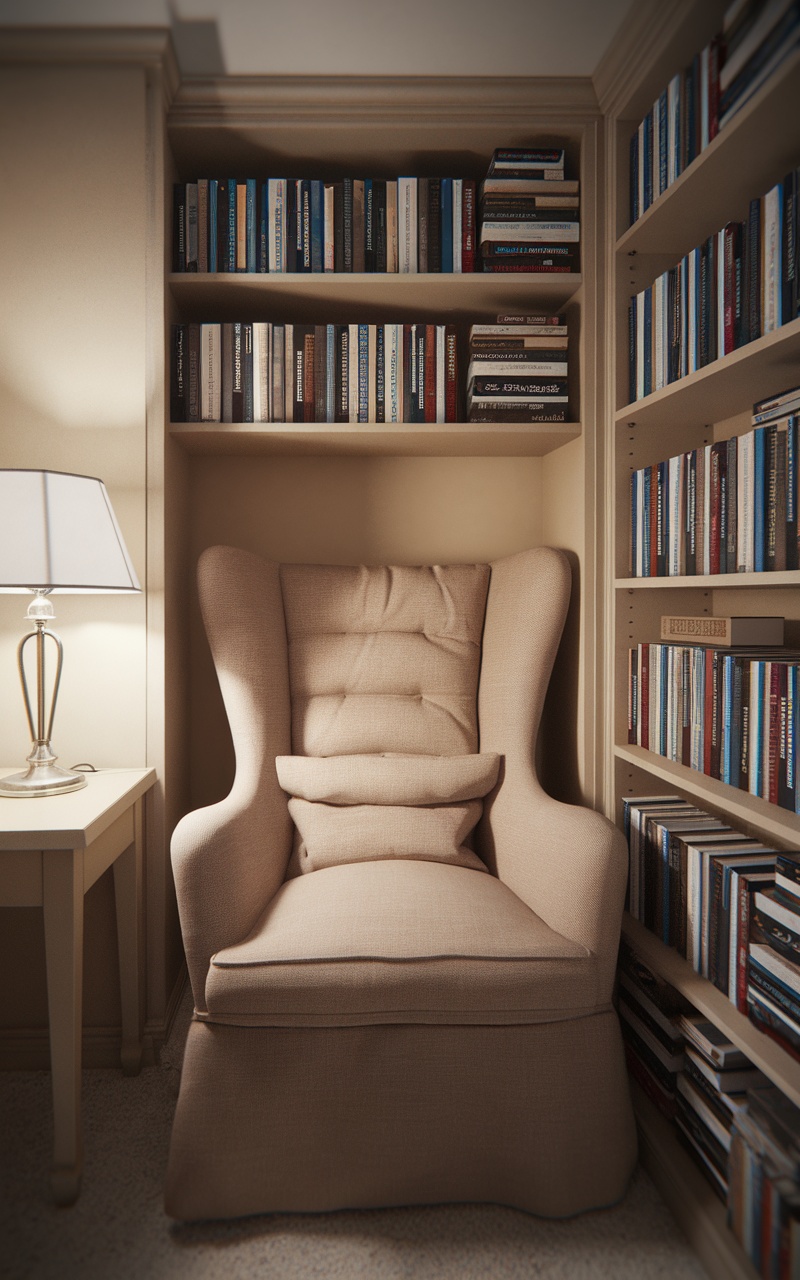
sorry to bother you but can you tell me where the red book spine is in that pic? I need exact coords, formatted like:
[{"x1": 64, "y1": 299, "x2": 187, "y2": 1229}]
[
  {"x1": 628, "y1": 648, "x2": 637, "y2": 744},
  {"x1": 640, "y1": 643, "x2": 650, "y2": 750},
  {"x1": 424, "y1": 323, "x2": 436, "y2": 423},
  {"x1": 444, "y1": 325, "x2": 458, "y2": 421},
  {"x1": 462, "y1": 179, "x2": 476, "y2": 273}
]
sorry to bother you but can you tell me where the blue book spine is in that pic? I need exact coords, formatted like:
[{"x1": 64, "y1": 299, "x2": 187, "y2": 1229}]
[
  {"x1": 310, "y1": 180, "x2": 323, "y2": 272},
  {"x1": 227, "y1": 178, "x2": 237, "y2": 272},
  {"x1": 643, "y1": 287, "x2": 653, "y2": 397},
  {"x1": 630, "y1": 132, "x2": 638, "y2": 225},
  {"x1": 246, "y1": 178, "x2": 256, "y2": 272},
  {"x1": 630, "y1": 469, "x2": 638, "y2": 575},
  {"x1": 208, "y1": 180, "x2": 218, "y2": 273},
  {"x1": 754, "y1": 425, "x2": 767, "y2": 571},
  {"x1": 358, "y1": 324, "x2": 369, "y2": 422},
  {"x1": 440, "y1": 178, "x2": 453, "y2": 272},
  {"x1": 629, "y1": 296, "x2": 637, "y2": 404},
  {"x1": 258, "y1": 181, "x2": 268, "y2": 273},
  {"x1": 643, "y1": 109, "x2": 653, "y2": 211}
]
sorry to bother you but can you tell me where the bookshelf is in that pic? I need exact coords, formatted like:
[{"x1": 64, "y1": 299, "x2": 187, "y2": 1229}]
[
  {"x1": 163, "y1": 76, "x2": 607, "y2": 812},
  {"x1": 600, "y1": 4, "x2": 800, "y2": 1276}
]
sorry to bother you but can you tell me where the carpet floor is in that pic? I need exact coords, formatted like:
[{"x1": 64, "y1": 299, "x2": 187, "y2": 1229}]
[{"x1": 0, "y1": 993, "x2": 708, "y2": 1280}]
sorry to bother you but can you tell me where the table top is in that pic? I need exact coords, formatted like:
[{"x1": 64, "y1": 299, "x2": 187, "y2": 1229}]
[{"x1": 0, "y1": 768, "x2": 156, "y2": 850}]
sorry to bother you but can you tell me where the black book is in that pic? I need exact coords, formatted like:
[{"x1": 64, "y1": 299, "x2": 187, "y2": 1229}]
[
  {"x1": 783, "y1": 168, "x2": 799, "y2": 326},
  {"x1": 335, "y1": 325, "x2": 349, "y2": 422},
  {"x1": 231, "y1": 322, "x2": 244, "y2": 422},
  {"x1": 427, "y1": 178, "x2": 441, "y2": 272},
  {"x1": 284, "y1": 181, "x2": 297, "y2": 272},
  {"x1": 747, "y1": 196, "x2": 761, "y2": 342},
  {"x1": 221, "y1": 323, "x2": 233, "y2": 422},
  {"x1": 313, "y1": 324, "x2": 326, "y2": 422},
  {"x1": 373, "y1": 179, "x2": 387, "y2": 273},
  {"x1": 417, "y1": 177, "x2": 429, "y2": 273},
  {"x1": 256, "y1": 184, "x2": 268, "y2": 273},
  {"x1": 765, "y1": 423, "x2": 779, "y2": 572},
  {"x1": 242, "y1": 322, "x2": 254, "y2": 421},
  {"x1": 187, "y1": 322, "x2": 201, "y2": 422},
  {"x1": 171, "y1": 324, "x2": 187, "y2": 421},
  {"x1": 299, "y1": 180, "x2": 312, "y2": 273},
  {"x1": 376, "y1": 324, "x2": 385, "y2": 422},
  {"x1": 173, "y1": 183, "x2": 186, "y2": 272},
  {"x1": 788, "y1": 415, "x2": 799, "y2": 571},
  {"x1": 469, "y1": 376, "x2": 568, "y2": 396}
]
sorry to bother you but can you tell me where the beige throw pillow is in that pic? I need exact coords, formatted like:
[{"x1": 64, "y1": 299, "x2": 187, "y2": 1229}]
[{"x1": 276, "y1": 753, "x2": 500, "y2": 875}]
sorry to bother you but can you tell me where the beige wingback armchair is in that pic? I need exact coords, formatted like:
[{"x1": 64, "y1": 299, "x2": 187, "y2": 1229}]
[{"x1": 165, "y1": 544, "x2": 636, "y2": 1221}]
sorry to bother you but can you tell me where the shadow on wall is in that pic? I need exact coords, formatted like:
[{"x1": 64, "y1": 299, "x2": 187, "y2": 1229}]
[
  {"x1": 168, "y1": 4, "x2": 226, "y2": 77},
  {"x1": 538, "y1": 548, "x2": 581, "y2": 806}
]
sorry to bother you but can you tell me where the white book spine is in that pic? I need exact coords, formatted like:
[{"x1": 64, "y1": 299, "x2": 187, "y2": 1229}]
[
  {"x1": 763, "y1": 184, "x2": 782, "y2": 334},
  {"x1": 467, "y1": 361, "x2": 568, "y2": 377},
  {"x1": 200, "y1": 322, "x2": 221, "y2": 421}
]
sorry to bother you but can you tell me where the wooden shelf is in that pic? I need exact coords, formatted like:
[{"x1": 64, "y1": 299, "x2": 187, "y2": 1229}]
[
  {"x1": 169, "y1": 421, "x2": 580, "y2": 457},
  {"x1": 615, "y1": 315, "x2": 800, "y2": 431},
  {"x1": 615, "y1": 744, "x2": 800, "y2": 847},
  {"x1": 168, "y1": 272, "x2": 583, "y2": 321},
  {"x1": 623, "y1": 915, "x2": 800, "y2": 1110},
  {"x1": 617, "y1": 48, "x2": 800, "y2": 262},
  {"x1": 630, "y1": 1079, "x2": 758, "y2": 1280},
  {"x1": 615, "y1": 571, "x2": 800, "y2": 590}
]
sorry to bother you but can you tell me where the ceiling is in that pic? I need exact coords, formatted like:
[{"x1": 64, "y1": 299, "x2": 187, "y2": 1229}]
[{"x1": 0, "y1": 0, "x2": 634, "y2": 78}]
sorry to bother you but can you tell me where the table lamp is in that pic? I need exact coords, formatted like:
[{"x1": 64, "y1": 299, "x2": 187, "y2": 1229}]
[{"x1": 0, "y1": 469, "x2": 141, "y2": 798}]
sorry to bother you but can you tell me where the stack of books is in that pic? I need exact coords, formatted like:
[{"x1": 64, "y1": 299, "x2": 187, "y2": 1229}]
[
  {"x1": 748, "y1": 854, "x2": 800, "y2": 1061},
  {"x1": 628, "y1": 391, "x2": 800, "y2": 577},
  {"x1": 465, "y1": 315, "x2": 569, "y2": 423},
  {"x1": 173, "y1": 176, "x2": 477, "y2": 274},
  {"x1": 628, "y1": 164, "x2": 800, "y2": 402},
  {"x1": 617, "y1": 938, "x2": 689, "y2": 1118},
  {"x1": 623, "y1": 795, "x2": 778, "y2": 982},
  {"x1": 478, "y1": 149, "x2": 579, "y2": 274},
  {"x1": 626, "y1": 633, "x2": 799, "y2": 809},
  {"x1": 171, "y1": 321, "x2": 458, "y2": 424},
  {"x1": 720, "y1": 0, "x2": 800, "y2": 131},
  {"x1": 676, "y1": 1014, "x2": 764, "y2": 1202},
  {"x1": 729, "y1": 1082, "x2": 800, "y2": 1274}
]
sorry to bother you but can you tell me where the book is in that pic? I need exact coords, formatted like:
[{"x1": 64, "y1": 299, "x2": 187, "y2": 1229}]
[{"x1": 659, "y1": 615, "x2": 785, "y2": 645}]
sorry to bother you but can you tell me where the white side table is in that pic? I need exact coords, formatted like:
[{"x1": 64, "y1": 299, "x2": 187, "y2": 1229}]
[{"x1": 0, "y1": 767, "x2": 156, "y2": 1205}]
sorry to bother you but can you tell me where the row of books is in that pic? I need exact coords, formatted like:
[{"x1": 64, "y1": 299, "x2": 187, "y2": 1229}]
[
  {"x1": 170, "y1": 321, "x2": 458, "y2": 424},
  {"x1": 465, "y1": 315, "x2": 569, "y2": 423},
  {"x1": 629, "y1": 0, "x2": 800, "y2": 226},
  {"x1": 627, "y1": 167, "x2": 799, "y2": 403},
  {"x1": 620, "y1": 937, "x2": 800, "y2": 1271},
  {"x1": 478, "y1": 148, "x2": 580, "y2": 275},
  {"x1": 627, "y1": 640, "x2": 799, "y2": 811},
  {"x1": 173, "y1": 176, "x2": 478, "y2": 275},
  {"x1": 628, "y1": 394, "x2": 800, "y2": 577}
]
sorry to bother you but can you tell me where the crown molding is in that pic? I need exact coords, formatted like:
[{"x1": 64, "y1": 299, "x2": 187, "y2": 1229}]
[
  {"x1": 593, "y1": 0, "x2": 707, "y2": 118},
  {"x1": 169, "y1": 75, "x2": 600, "y2": 130},
  {"x1": 0, "y1": 26, "x2": 180, "y2": 102}
]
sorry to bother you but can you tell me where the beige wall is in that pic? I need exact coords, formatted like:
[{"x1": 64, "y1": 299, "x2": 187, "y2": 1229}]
[{"x1": 0, "y1": 64, "x2": 151, "y2": 1059}]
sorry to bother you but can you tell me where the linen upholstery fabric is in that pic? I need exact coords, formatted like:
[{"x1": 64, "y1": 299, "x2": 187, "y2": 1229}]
[
  {"x1": 206, "y1": 859, "x2": 594, "y2": 1024},
  {"x1": 166, "y1": 545, "x2": 637, "y2": 1222},
  {"x1": 279, "y1": 562, "x2": 489, "y2": 756},
  {"x1": 275, "y1": 751, "x2": 501, "y2": 804}
]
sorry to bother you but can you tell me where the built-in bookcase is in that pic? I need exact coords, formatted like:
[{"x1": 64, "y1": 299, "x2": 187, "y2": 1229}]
[
  {"x1": 162, "y1": 77, "x2": 608, "y2": 813},
  {"x1": 600, "y1": 5, "x2": 800, "y2": 1278}
]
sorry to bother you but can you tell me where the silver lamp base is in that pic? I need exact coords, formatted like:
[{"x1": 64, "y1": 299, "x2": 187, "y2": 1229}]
[{"x1": 0, "y1": 753, "x2": 87, "y2": 798}]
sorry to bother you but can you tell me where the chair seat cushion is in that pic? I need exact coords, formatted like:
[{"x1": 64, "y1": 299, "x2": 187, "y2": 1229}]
[{"x1": 205, "y1": 860, "x2": 600, "y2": 1028}]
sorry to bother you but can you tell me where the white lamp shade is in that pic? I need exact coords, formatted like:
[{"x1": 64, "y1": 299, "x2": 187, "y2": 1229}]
[{"x1": 0, "y1": 469, "x2": 141, "y2": 593}]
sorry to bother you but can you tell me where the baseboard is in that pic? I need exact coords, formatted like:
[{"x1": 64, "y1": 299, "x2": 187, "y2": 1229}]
[{"x1": 0, "y1": 963, "x2": 188, "y2": 1072}]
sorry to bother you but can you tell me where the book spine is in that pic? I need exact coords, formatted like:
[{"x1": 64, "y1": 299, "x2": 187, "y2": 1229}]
[{"x1": 171, "y1": 324, "x2": 187, "y2": 421}]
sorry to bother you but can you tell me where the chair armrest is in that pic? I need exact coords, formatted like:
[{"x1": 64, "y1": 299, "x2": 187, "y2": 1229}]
[
  {"x1": 173, "y1": 546, "x2": 294, "y2": 1011},
  {"x1": 172, "y1": 781, "x2": 292, "y2": 1013},
  {"x1": 482, "y1": 773, "x2": 627, "y2": 1004}
]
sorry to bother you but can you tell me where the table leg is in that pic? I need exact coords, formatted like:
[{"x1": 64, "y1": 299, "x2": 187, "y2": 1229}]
[
  {"x1": 42, "y1": 849, "x2": 83, "y2": 1207},
  {"x1": 113, "y1": 797, "x2": 143, "y2": 1076}
]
